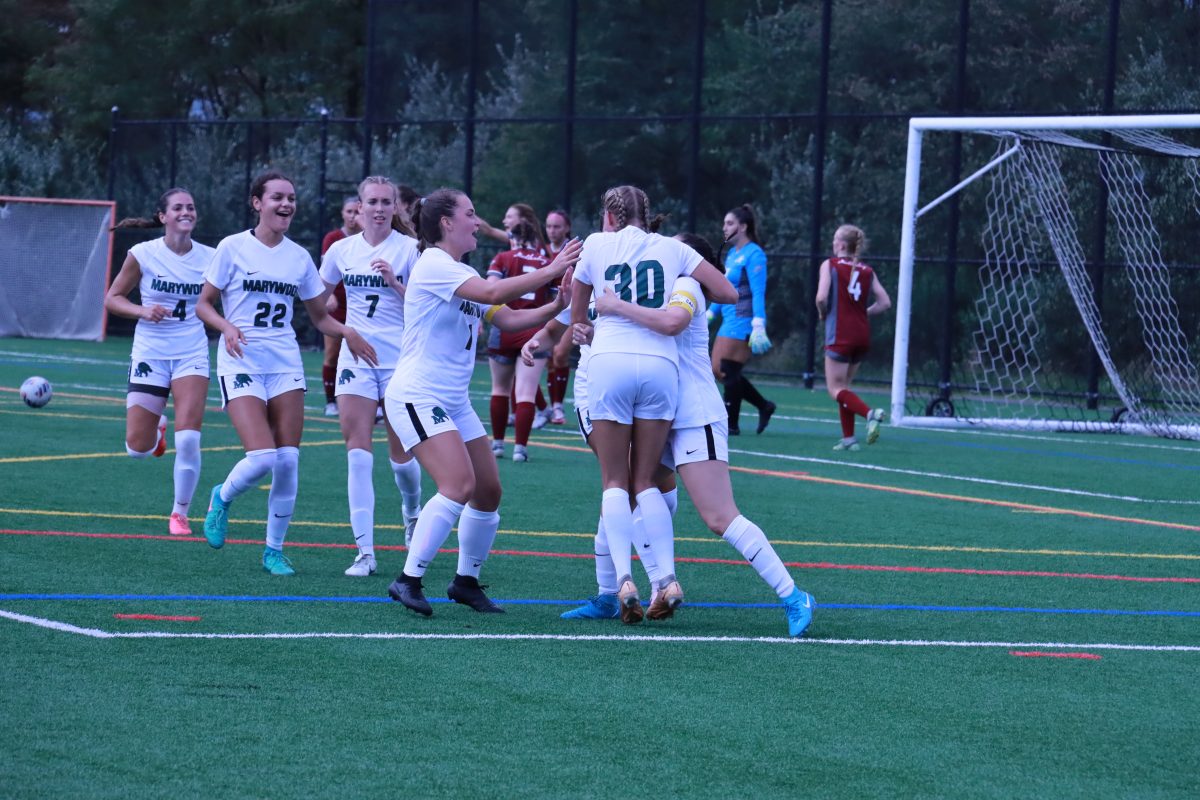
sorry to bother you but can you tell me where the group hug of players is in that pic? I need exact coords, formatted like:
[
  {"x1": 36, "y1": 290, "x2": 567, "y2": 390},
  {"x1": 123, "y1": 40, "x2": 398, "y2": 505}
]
[{"x1": 105, "y1": 171, "x2": 890, "y2": 638}]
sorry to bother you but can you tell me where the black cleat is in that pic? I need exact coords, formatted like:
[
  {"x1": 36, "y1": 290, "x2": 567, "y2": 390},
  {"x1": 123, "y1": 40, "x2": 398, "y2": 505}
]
[
  {"x1": 728, "y1": 424, "x2": 741, "y2": 436},
  {"x1": 447, "y1": 574, "x2": 505, "y2": 613},
  {"x1": 756, "y1": 401, "x2": 777, "y2": 434},
  {"x1": 388, "y1": 574, "x2": 433, "y2": 616}
]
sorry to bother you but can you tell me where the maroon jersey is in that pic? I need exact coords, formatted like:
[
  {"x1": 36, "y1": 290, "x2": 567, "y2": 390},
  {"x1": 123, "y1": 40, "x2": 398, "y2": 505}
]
[
  {"x1": 824, "y1": 257, "x2": 875, "y2": 349},
  {"x1": 487, "y1": 247, "x2": 553, "y2": 351},
  {"x1": 321, "y1": 229, "x2": 349, "y2": 323}
]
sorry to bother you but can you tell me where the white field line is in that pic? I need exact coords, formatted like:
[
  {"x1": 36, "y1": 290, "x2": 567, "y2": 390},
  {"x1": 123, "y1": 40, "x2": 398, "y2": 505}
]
[
  {"x1": 3, "y1": 609, "x2": 1198, "y2": 652},
  {"x1": 0, "y1": 350, "x2": 129, "y2": 367},
  {"x1": 729, "y1": 446, "x2": 1200, "y2": 506}
]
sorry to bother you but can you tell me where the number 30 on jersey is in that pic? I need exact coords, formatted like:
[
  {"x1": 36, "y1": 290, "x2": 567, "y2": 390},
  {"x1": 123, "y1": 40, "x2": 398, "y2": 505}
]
[{"x1": 604, "y1": 260, "x2": 665, "y2": 308}]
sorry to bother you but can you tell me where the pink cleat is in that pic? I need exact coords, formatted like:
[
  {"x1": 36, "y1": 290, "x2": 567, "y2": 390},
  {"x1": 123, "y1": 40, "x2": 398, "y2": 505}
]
[{"x1": 168, "y1": 513, "x2": 192, "y2": 536}]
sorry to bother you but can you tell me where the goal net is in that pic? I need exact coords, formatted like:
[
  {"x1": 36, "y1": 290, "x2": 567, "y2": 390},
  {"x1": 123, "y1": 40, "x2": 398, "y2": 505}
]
[
  {"x1": 0, "y1": 196, "x2": 116, "y2": 341},
  {"x1": 891, "y1": 115, "x2": 1200, "y2": 440}
]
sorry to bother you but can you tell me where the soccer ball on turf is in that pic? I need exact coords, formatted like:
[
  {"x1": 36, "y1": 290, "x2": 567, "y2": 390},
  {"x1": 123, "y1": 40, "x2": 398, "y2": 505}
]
[{"x1": 20, "y1": 376, "x2": 53, "y2": 408}]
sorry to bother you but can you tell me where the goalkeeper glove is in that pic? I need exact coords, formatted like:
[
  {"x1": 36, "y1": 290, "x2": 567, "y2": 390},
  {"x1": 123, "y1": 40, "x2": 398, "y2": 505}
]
[{"x1": 749, "y1": 318, "x2": 772, "y2": 355}]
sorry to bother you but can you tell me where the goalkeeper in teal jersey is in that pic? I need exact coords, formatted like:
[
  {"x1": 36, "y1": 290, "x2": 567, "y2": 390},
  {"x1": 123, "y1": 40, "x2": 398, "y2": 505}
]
[{"x1": 709, "y1": 204, "x2": 776, "y2": 434}]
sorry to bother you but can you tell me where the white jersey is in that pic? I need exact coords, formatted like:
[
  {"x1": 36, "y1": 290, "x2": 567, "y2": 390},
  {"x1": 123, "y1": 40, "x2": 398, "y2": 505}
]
[
  {"x1": 575, "y1": 227, "x2": 702, "y2": 362},
  {"x1": 129, "y1": 237, "x2": 215, "y2": 361},
  {"x1": 668, "y1": 277, "x2": 725, "y2": 429},
  {"x1": 320, "y1": 230, "x2": 418, "y2": 370},
  {"x1": 387, "y1": 247, "x2": 491, "y2": 406},
  {"x1": 204, "y1": 230, "x2": 324, "y2": 376}
]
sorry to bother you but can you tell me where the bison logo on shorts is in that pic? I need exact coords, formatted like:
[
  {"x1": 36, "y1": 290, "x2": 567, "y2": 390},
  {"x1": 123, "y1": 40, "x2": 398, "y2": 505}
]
[
  {"x1": 134, "y1": 362, "x2": 152, "y2": 377},
  {"x1": 338, "y1": 369, "x2": 355, "y2": 385},
  {"x1": 233, "y1": 373, "x2": 253, "y2": 389},
  {"x1": 431, "y1": 406, "x2": 449, "y2": 424}
]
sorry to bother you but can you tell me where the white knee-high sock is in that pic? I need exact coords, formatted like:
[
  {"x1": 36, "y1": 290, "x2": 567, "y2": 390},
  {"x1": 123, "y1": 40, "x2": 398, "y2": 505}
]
[
  {"x1": 722, "y1": 515, "x2": 796, "y2": 599},
  {"x1": 456, "y1": 504, "x2": 500, "y2": 578},
  {"x1": 662, "y1": 487, "x2": 678, "y2": 516},
  {"x1": 594, "y1": 517, "x2": 618, "y2": 595},
  {"x1": 172, "y1": 429, "x2": 202, "y2": 516},
  {"x1": 221, "y1": 448, "x2": 276, "y2": 503},
  {"x1": 390, "y1": 457, "x2": 422, "y2": 519},
  {"x1": 125, "y1": 443, "x2": 154, "y2": 459},
  {"x1": 265, "y1": 446, "x2": 299, "y2": 550},
  {"x1": 632, "y1": 505, "x2": 662, "y2": 586},
  {"x1": 402, "y1": 492, "x2": 465, "y2": 578},
  {"x1": 600, "y1": 488, "x2": 633, "y2": 582},
  {"x1": 347, "y1": 448, "x2": 375, "y2": 555},
  {"x1": 636, "y1": 487, "x2": 675, "y2": 586}
]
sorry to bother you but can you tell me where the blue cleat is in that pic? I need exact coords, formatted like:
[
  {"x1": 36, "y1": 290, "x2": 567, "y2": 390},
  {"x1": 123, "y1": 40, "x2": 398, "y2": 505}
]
[
  {"x1": 561, "y1": 593, "x2": 620, "y2": 620},
  {"x1": 262, "y1": 546, "x2": 296, "y2": 576},
  {"x1": 204, "y1": 484, "x2": 229, "y2": 549},
  {"x1": 783, "y1": 588, "x2": 815, "y2": 638}
]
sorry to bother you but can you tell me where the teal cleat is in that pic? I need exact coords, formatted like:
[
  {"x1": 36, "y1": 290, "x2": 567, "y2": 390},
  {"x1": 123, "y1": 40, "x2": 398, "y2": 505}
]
[
  {"x1": 262, "y1": 546, "x2": 296, "y2": 576},
  {"x1": 204, "y1": 484, "x2": 229, "y2": 549},
  {"x1": 783, "y1": 588, "x2": 815, "y2": 638},
  {"x1": 561, "y1": 594, "x2": 620, "y2": 620}
]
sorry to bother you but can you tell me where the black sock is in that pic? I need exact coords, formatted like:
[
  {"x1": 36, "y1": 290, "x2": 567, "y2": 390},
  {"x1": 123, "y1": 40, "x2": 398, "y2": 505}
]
[
  {"x1": 721, "y1": 359, "x2": 745, "y2": 429},
  {"x1": 741, "y1": 374, "x2": 768, "y2": 411}
]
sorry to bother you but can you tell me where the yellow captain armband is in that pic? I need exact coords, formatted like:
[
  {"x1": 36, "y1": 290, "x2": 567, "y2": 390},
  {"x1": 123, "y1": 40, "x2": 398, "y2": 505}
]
[
  {"x1": 484, "y1": 304, "x2": 503, "y2": 323},
  {"x1": 668, "y1": 290, "x2": 699, "y2": 316}
]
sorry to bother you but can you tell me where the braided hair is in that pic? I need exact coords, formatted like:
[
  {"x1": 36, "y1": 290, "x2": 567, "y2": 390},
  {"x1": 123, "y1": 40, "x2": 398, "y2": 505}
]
[{"x1": 600, "y1": 185, "x2": 666, "y2": 233}]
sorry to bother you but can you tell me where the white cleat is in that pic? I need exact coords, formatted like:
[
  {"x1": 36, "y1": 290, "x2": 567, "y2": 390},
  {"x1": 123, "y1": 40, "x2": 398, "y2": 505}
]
[{"x1": 344, "y1": 552, "x2": 377, "y2": 577}]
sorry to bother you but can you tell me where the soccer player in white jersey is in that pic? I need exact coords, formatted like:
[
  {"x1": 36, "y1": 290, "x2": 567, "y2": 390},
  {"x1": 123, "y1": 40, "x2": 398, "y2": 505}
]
[
  {"x1": 568, "y1": 233, "x2": 815, "y2": 637},
  {"x1": 104, "y1": 188, "x2": 215, "y2": 537},
  {"x1": 320, "y1": 176, "x2": 424, "y2": 577},
  {"x1": 195, "y1": 171, "x2": 377, "y2": 576},
  {"x1": 384, "y1": 188, "x2": 581, "y2": 616},
  {"x1": 569, "y1": 185, "x2": 737, "y2": 624}
]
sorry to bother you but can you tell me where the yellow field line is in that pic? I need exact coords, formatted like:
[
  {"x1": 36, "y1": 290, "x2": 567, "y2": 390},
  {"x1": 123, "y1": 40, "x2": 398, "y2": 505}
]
[{"x1": 2, "y1": 506, "x2": 1197, "y2": 562}]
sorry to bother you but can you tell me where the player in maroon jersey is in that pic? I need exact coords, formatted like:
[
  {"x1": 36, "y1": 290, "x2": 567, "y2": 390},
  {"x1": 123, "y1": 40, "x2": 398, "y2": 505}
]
[
  {"x1": 485, "y1": 219, "x2": 557, "y2": 461},
  {"x1": 320, "y1": 196, "x2": 361, "y2": 416},
  {"x1": 815, "y1": 224, "x2": 892, "y2": 451}
]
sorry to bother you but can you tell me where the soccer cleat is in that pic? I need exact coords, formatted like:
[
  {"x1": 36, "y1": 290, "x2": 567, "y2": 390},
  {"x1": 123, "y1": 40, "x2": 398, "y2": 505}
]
[
  {"x1": 617, "y1": 578, "x2": 644, "y2": 625},
  {"x1": 153, "y1": 415, "x2": 168, "y2": 457},
  {"x1": 374, "y1": 408, "x2": 385, "y2": 426},
  {"x1": 532, "y1": 408, "x2": 549, "y2": 430},
  {"x1": 550, "y1": 406, "x2": 566, "y2": 425},
  {"x1": 491, "y1": 440, "x2": 505, "y2": 459},
  {"x1": 168, "y1": 512, "x2": 192, "y2": 537},
  {"x1": 324, "y1": 402, "x2": 339, "y2": 417},
  {"x1": 512, "y1": 444, "x2": 528, "y2": 463},
  {"x1": 403, "y1": 514, "x2": 418, "y2": 547},
  {"x1": 756, "y1": 401, "x2": 777, "y2": 435},
  {"x1": 832, "y1": 438, "x2": 860, "y2": 452},
  {"x1": 866, "y1": 408, "x2": 886, "y2": 445},
  {"x1": 646, "y1": 579, "x2": 684, "y2": 621},
  {"x1": 783, "y1": 587, "x2": 815, "y2": 638},
  {"x1": 262, "y1": 546, "x2": 296, "y2": 576},
  {"x1": 388, "y1": 574, "x2": 433, "y2": 616},
  {"x1": 204, "y1": 484, "x2": 229, "y2": 549},
  {"x1": 728, "y1": 424, "x2": 741, "y2": 436},
  {"x1": 560, "y1": 593, "x2": 620, "y2": 620},
  {"x1": 447, "y1": 574, "x2": 505, "y2": 613},
  {"x1": 344, "y1": 552, "x2": 376, "y2": 577}
]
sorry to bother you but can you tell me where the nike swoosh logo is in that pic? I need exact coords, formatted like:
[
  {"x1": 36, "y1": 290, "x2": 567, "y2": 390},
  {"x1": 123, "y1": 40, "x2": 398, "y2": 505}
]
[
  {"x1": 472, "y1": 562, "x2": 481, "y2": 567},
  {"x1": 246, "y1": 271, "x2": 259, "y2": 275},
  {"x1": 641, "y1": 543, "x2": 651, "y2": 549},
  {"x1": 273, "y1": 513, "x2": 290, "y2": 518},
  {"x1": 686, "y1": 448, "x2": 699, "y2": 455},
  {"x1": 293, "y1": 377, "x2": 302, "y2": 382}
]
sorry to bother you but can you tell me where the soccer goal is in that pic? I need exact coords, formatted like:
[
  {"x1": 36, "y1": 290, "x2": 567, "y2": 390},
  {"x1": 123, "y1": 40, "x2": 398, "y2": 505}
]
[
  {"x1": 0, "y1": 196, "x2": 117, "y2": 341},
  {"x1": 890, "y1": 115, "x2": 1200, "y2": 440}
]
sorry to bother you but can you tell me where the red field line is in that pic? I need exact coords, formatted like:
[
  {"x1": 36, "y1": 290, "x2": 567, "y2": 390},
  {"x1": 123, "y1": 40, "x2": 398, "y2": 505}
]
[
  {"x1": 1009, "y1": 651, "x2": 1103, "y2": 660},
  {"x1": 113, "y1": 613, "x2": 201, "y2": 622},
  {"x1": 4, "y1": 528, "x2": 1198, "y2": 585}
]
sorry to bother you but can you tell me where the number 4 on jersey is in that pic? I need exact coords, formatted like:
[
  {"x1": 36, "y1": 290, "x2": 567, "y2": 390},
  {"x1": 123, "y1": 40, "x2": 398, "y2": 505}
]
[{"x1": 848, "y1": 269, "x2": 862, "y2": 302}]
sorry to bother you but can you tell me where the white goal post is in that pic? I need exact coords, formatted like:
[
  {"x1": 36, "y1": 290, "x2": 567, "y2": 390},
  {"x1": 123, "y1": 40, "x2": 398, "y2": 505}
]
[
  {"x1": 0, "y1": 196, "x2": 117, "y2": 342},
  {"x1": 890, "y1": 114, "x2": 1200, "y2": 440}
]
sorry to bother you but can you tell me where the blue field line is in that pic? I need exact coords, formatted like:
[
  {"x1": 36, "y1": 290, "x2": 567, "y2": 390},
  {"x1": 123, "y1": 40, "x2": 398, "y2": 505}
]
[{"x1": 3, "y1": 592, "x2": 1200, "y2": 617}]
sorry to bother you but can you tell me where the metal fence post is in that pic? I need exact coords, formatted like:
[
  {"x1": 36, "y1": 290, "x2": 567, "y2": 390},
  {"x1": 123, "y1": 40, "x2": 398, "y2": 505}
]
[
  {"x1": 803, "y1": 0, "x2": 833, "y2": 390},
  {"x1": 106, "y1": 106, "x2": 120, "y2": 202},
  {"x1": 318, "y1": 108, "x2": 330, "y2": 253}
]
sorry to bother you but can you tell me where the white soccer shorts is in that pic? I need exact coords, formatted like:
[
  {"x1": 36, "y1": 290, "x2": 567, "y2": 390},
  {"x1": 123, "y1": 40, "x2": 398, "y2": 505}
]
[
  {"x1": 218, "y1": 370, "x2": 306, "y2": 407},
  {"x1": 586, "y1": 352, "x2": 678, "y2": 424},
  {"x1": 386, "y1": 396, "x2": 486, "y2": 452},
  {"x1": 661, "y1": 419, "x2": 729, "y2": 470},
  {"x1": 333, "y1": 361, "x2": 395, "y2": 401}
]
